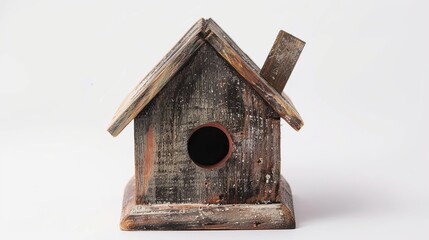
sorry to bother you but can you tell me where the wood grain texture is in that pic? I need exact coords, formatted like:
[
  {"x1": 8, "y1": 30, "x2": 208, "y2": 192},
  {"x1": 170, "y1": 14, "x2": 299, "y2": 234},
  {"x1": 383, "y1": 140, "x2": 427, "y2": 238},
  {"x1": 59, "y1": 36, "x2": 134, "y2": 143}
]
[
  {"x1": 261, "y1": 30, "x2": 305, "y2": 93},
  {"x1": 203, "y1": 19, "x2": 303, "y2": 130},
  {"x1": 120, "y1": 175, "x2": 295, "y2": 230},
  {"x1": 134, "y1": 43, "x2": 281, "y2": 205},
  {"x1": 277, "y1": 175, "x2": 295, "y2": 219},
  {"x1": 107, "y1": 18, "x2": 206, "y2": 136},
  {"x1": 108, "y1": 18, "x2": 304, "y2": 136}
]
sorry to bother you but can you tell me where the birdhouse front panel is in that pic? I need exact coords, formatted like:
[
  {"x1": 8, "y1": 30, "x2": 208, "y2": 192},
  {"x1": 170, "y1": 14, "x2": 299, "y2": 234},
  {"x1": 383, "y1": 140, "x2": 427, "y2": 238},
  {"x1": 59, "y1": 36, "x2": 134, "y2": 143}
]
[{"x1": 134, "y1": 43, "x2": 281, "y2": 205}]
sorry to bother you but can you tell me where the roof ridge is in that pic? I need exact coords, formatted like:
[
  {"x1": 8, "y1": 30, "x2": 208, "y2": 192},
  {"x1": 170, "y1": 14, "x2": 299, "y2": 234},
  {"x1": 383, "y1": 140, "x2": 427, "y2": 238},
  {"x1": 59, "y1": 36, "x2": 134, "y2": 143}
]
[{"x1": 108, "y1": 18, "x2": 303, "y2": 137}]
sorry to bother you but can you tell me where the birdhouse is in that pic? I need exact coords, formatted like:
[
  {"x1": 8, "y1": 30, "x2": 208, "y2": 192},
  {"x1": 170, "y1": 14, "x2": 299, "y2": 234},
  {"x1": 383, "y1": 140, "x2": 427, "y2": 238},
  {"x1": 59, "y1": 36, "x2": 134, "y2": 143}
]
[{"x1": 107, "y1": 18, "x2": 305, "y2": 230}]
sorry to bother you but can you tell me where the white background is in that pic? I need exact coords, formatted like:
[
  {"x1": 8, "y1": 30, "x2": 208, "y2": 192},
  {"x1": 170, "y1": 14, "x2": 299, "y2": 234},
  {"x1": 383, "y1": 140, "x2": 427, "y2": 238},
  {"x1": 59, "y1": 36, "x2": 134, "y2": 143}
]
[{"x1": 1, "y1": 0, "x2": 428, "y2": 239}]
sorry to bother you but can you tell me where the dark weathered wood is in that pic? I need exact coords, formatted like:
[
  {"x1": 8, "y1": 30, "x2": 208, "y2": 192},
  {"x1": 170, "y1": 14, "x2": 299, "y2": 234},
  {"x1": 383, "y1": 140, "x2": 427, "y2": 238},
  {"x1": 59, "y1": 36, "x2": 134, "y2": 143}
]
[
  {"x1": 108, "y1": 18, "x2": 304, "y2": 136},
  {"x1": 120, "y1": 175, "x2": 295, "y2": 230},
  {"x1": 261, "y1": 30, "x2": 305, "y2": 93},
  {"x1": 134, "y1": 43, "x2": 281, "y2": 205},
  {"x1": 203, "y1": 19, "x2": 303, "y2": 130},
  {"x1": 107, "y1": 18, "x2": 206, "y2": 136},
  {"x1": 109, "y1": 18, "x2": 305, "y2": 231}
]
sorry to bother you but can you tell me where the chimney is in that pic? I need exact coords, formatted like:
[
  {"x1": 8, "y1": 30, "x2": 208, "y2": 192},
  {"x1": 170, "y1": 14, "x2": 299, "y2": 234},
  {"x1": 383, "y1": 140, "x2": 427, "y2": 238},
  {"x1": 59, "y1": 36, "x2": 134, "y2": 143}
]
[{"x1": 260, "y1": 30, "x2": 305, "y2": 93}]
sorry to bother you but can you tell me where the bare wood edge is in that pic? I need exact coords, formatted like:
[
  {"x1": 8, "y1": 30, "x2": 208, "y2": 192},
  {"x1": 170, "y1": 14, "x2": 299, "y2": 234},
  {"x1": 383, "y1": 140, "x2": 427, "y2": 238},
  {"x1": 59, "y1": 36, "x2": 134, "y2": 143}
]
[
  {"x1": 107, "y1": 18, "x2": 207, "y2": 136},
  {"x1": 203, "y1": 19, "x2": 303, "y2": 131},
  {"x1": 260, "y1": 30, "x2": 305, "y2": 93},
  {"x1": 120, "y1": 175, "x2": 295, "y2": 230}
]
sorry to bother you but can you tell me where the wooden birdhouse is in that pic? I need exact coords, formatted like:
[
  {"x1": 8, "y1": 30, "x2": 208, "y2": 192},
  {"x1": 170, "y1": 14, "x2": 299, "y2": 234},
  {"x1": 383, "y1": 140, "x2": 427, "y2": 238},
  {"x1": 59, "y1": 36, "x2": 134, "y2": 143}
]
[{"x1": 108, "y1": 18, "x2": 305, "y2": 230}]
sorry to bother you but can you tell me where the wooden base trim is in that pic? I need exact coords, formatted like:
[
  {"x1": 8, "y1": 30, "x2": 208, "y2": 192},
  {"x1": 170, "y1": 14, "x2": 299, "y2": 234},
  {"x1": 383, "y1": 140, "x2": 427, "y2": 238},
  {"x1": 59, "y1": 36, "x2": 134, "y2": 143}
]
[{"x1": 120, "y1": 175, "x2": 295, "y2": 230}]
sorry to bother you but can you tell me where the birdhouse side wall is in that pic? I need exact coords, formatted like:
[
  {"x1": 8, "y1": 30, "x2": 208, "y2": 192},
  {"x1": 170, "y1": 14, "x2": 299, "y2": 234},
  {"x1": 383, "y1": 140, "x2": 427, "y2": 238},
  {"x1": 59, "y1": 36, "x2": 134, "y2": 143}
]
[{"x1": 134, "y1": 43, "x2": 281, "y2": 205}]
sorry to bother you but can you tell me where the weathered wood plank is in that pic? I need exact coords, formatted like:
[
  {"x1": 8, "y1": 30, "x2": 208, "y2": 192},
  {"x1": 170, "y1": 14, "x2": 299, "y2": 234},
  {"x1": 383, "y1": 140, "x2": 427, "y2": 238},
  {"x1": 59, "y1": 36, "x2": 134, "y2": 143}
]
[
  {"x1": 120, "y1": 175, "x2": 295, "y2": 230},
  {"x1": 277, "y1": 175, "x2": 295, "y2": 225},
  {"x1": 203, "y1": 19, "x2": 303, "y2": 131},
  {"x1": 107, "y1": 18, "x2": 206, "y2": 136},
  {"x1": 134, "y1": 43, "x2": 281, "y2": 205},
  {"x1": 261, "y1": 30, "x2": 305, "y2": 93}
]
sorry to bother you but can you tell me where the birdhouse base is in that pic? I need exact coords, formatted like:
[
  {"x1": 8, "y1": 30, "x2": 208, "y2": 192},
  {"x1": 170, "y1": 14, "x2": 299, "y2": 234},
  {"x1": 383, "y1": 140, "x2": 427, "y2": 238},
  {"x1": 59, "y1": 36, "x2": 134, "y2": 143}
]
[{"x1": 120, "y1": 175, "x2": 295, "y2": 230}]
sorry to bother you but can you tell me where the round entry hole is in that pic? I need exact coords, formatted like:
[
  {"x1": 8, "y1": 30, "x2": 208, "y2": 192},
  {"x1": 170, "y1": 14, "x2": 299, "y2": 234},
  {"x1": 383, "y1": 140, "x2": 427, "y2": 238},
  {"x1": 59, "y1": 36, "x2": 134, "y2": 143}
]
[{"x1": 187, "y1": 123, "x2": 232, "y2": 169}]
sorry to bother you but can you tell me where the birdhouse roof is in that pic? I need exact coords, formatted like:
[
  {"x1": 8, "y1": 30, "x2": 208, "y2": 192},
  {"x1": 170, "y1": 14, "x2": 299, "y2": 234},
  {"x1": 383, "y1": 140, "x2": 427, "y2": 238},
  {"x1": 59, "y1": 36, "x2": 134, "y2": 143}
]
[{"x1": 108, "y1": 18, "x2": 303, "y2": 137}]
